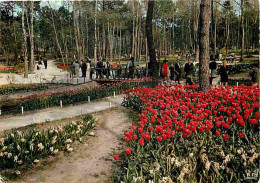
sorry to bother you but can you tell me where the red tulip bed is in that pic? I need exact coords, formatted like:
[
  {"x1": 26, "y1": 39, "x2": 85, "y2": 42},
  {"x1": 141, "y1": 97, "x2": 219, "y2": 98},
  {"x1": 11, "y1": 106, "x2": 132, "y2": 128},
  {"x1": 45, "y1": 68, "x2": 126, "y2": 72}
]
[{"x1": 113, "y1": 84, "x2": 259, "y2": 182}]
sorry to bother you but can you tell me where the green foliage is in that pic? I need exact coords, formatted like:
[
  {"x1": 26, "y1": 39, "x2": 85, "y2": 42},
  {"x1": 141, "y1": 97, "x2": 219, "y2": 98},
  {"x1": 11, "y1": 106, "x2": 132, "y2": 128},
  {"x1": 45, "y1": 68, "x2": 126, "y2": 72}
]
[
  {"x1": 0, "y1": 114, "x2": 95, "y2": 169},
  {"x1": 0, "y1": 84, "x2": 48, "y2": 95}
]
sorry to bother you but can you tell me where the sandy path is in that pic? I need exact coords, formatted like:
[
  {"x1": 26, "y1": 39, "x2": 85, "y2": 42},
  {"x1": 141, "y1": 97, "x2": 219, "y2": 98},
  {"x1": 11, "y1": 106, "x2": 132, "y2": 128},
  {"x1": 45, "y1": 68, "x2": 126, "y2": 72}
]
[{"x1": 20, "y1": 107, "x2": 130, "y2": 183}]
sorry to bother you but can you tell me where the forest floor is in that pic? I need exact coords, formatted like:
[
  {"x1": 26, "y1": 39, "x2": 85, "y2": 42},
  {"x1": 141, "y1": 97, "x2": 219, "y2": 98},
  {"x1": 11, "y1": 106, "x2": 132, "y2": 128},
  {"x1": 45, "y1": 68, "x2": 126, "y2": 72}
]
[{"x1": 4, "y1": 107, "x2": 131, "y2": 183}]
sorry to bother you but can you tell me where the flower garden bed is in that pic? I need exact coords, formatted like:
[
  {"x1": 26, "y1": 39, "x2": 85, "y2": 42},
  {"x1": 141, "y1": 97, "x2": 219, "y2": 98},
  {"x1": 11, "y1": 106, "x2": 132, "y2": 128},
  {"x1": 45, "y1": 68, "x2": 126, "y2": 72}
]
[
  {"x1": 0, "y1": 78, "x2": 159, "y2": 115},
  {"x1": 0, "y1": 114, "x2": 95, "y2": 170},
  {"x1": 113, "y1": 84, "x2": 259, "y2": 182},
  {"x1": 0, "y1": 84, "x2": 48, "y2": 95}
]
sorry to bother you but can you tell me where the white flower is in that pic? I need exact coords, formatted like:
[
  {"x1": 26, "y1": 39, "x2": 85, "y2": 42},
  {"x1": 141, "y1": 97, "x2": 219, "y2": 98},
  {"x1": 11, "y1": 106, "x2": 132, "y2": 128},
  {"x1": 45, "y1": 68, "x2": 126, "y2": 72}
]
[
  {"x1": 0, "y1": 152, "x2": 3, "y2": 157},
  {"x1": 21, "y1": 138, "x2": 25, "y2": 142},
  {"x1": 11, "y1": 134, "x2": 14, "y2": 138},
  {"x1": 8, "y1": 153, "x2": 12, "y2": 158},
  {"x1": 25, "y1": 150, "x2": 29, "y2": 154},
  {"x1": 66, "y1": 139, "x2": 72, "y2": 143},
  {"x1": 30, "y1": 144, "x2": 34, "y2": 151},
  {"x1": 14, "y1": 156, "x2": 18, "y2": 162},
  {"x1": 54, "y1": 149, "x2": 59, "y2": 154},
  {"x1": 2, "y1": 146, "x2": 7, "y2": 151},
  {"x1": 205, "y1": 161, "x2": 211, "y2": 171},
  {"x1": 67, "y1": 148, "x2": 73, "y2": 152},
  {"x1": 149, "y1": 170, "x2": 154, "y2": 175},
  {"x1": 34, "y1": 159, "x2": 39, "y2": 163},
  {"x1": 148, "y1": 180, "x2": 154, "y2": 183},
  {"x1": 15, "y1": 170, "x2": 21, "y2": 175},
  {"x1": 18, "y1": 160, "x2": 23, "y2": 165},
  {"x1": 171, "y1": 157, "x2": 175, "y2": 165},
  {"x1": 189, "y1": 153, "x2": 194, "y2": 157},
  {"x1": 17, "y1": 145, "x2": 21, "y2": 151},
  {"x1": 38, "y1": 143, "x2": 44, "y2": 151},
  {"x1": 50, "y1": 147, "x2": 54, "y2": 152},
  {"x1": 79, "y1": 138, "x2": 82, "y2": 142},
  {"x1": 4, "y1": 152, "x2": 8, "y2": 155}
]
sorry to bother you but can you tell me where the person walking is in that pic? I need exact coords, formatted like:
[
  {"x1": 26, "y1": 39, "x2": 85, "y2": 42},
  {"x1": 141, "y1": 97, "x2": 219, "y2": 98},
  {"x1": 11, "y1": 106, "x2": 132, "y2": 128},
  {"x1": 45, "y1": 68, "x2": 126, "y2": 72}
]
[
  {"x1": 74, "y1": 60, "x2": 80, "y2": 78},
  {"x1": 169, "y1": 63, "x2": 175, "y2": 85},
  {"x1": 209, "y1": 60, "x2": 217, "y2": 84},
  {"x1": 128, "y1": 57, "x2": 135, "y2": 79},
  {"x1": 43, "y1": 58, "x2": 47, "y2": 69},
  {"x1": 162, "y1": 60, "x2": 168, "y2": 80},
  {"x1": 184, "y1": 59, "x2": 194, "y2": 77},
  {"x1": 174, "y1": 61, "x2": 181, "y2": 84},
  {"x1": 70, "y1": 62, "x2": 75, "y2": 78},
  {"x1": 219, "y1": 61, "x2": 228, "y2": 86},
  {"x1": 81, "y1": 61, "x2": 87, "y2": 78},
  {"x1": 249, "y1": 65, "x2": 259, "y2": 86}
]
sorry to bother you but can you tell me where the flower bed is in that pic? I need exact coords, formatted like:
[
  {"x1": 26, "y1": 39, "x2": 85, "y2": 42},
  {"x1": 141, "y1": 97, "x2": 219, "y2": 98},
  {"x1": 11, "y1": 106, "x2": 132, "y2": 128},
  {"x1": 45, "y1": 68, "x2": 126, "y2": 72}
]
[
  {"x1": 113, "y1": 84, "x2": 259, "y2": 182},
  {"x1": 217, "y1": 63, "x2": 258, "y2": 75},
  {"x1": 0, "y1": 78, "x2": 159, "y2": 115},
  {"x1": 0, "y1": 84, "x2": 48, "y2": 95},
  {"x1": 0, "y1": 114, "x2": 95, "y2": 169}
]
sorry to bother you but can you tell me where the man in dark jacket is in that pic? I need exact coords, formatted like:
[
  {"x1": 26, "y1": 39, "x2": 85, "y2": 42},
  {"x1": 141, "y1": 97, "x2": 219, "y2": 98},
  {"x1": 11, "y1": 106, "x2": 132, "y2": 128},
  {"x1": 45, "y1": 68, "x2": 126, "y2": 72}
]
[
  {"x1": 174, "y1": 61, "x2": 181, "y2": 84},
  {"x1": 184, "y1": 59, "x2": 193, "y2": 77},
  {"x1": 128, "y1": 57, "x2": 135, "y2": 79},
  {"x1": 43, "y1": 58, "x2": 47, "y2": 69},
  {"x1": 81, "y1": 61, "x2": 87, "y2": 78}
]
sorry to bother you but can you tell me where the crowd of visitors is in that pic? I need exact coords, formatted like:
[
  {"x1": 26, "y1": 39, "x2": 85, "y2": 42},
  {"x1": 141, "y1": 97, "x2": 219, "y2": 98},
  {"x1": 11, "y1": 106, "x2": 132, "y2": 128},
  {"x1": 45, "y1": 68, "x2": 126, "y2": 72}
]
[{"x1": 31, "y1": 52, "x2": 258, "y2": 86}]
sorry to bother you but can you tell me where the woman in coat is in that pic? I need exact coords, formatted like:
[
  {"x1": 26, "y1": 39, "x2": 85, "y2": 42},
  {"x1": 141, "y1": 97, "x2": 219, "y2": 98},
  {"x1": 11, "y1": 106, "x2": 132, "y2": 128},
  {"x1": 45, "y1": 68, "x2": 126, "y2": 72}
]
[
  {"x1": 219, "y1": 61, "x2": 228, "y2": 86},
  {"x1": 162, "y1": 60, "x2": 168, "y2": 79}
]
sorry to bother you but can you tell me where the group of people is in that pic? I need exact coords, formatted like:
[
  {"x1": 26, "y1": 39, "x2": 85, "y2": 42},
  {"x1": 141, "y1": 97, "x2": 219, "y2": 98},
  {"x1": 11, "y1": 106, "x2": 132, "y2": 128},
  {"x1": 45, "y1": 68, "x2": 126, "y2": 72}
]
[
  {"x1": 161, "y1": 60, "x2": 182, "y2": 84},
  {"x1": 91, "y1": 57, "x2": 135, "y2": 80},
  {"x1": 36, "y1": 55, "x2": 48, "y2": 70},
  {"x1": 70, "y1": 59, "x2": 89, "y2": 78}
]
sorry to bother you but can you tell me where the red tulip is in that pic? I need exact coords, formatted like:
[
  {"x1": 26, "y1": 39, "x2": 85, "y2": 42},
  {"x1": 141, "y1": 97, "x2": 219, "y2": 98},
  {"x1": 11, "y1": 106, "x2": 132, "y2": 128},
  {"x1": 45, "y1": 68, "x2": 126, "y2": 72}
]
[
  {"x1": 223, "y1": 134, "x2": 229, "y2": 141},
  {"x1": 138, "y1": 138, "x2": 144, "y2": 146},
  {"x1": 238, "y1": 132, "x2": 245, "y2": 137},
  {"x1": 125, "y1": 148, "x2": 132, "y2": 155},
  {"x1": 113, "y1": 154, "x2": 119, "y2": 160},
  {"x1": 157, "y1": 136, "x2": 162, "y2": 142}
]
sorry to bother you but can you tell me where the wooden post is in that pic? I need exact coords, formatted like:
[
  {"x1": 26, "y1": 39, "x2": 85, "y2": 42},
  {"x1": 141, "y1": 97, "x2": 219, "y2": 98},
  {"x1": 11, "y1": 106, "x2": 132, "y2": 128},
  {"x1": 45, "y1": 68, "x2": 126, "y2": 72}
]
[
  {"x1": 21, "y1": 106, "x2": 24, "y2": 115},
  {"x1": 60, "y1": 100, "x2": 63, "y2": 108},
  {"x1": 88, "y1": 96, "x2": 90, "y2": 103},
  {"x1": 113, "y1": 91, "x2": 116, "y2": 98}
]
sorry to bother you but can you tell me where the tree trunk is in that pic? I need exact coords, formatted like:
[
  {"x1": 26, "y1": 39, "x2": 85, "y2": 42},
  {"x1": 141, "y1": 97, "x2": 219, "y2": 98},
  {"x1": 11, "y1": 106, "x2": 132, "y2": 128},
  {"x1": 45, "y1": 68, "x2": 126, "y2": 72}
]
[
  {"x1": 198, "y1": 0, "x2": 211, "y2": 92},
  {"x1": 22, "y1": 1, "x2": 28, "y2": 78},
  {"x1": 146, "y1": 0, "x2": 158, "y2": 77},
  {"x1": 29, "y1": 1, "x2": 34, "y2": 71},
  {"x1": 49, "y1": 3, "x2": 65, "y2": 66},
  {"x1": 119, "y1": 24, "x2": 122, "y2": 64},
  {"x1": 240, "y1": 0, "x2": 244, "y2": 61},
  {"x1": 94, "y1": 0, "x2": 97, "y2": 64}
]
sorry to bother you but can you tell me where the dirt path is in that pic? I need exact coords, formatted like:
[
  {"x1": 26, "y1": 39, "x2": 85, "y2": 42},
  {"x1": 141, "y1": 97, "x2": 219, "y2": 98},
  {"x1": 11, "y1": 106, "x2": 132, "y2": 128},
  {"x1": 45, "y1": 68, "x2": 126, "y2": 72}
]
[{"x1": 20, "y1": 107, "x2": 130, "y2": 183}]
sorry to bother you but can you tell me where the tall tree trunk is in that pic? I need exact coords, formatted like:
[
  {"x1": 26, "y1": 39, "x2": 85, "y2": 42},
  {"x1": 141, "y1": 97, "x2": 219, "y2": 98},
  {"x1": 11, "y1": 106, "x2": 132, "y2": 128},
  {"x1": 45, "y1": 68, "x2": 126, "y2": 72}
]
[
  {"x1": 119, "y1": 24, "x2": 122, "y2": 64},
  {"x1": 240, "y1": 0, "x2": 244, "y2": 61},
  {"x1": 132, "y1": 1, "x2": 135, "y2": 57},
  {"x1": 198, "y1": 0, "x2": 211, "y2": 92},
  {"x1": 146, "y1": 0, "x2": 158, "y2": 77},
  {"x1": 210, "y1": 0, "x2": 216, "y2": 60},
  {"x1": 22, "y1": 1, "x2": 28, "y2": 78},
  {"x1": 30, "y1": 1, "x2": 34, "y2": 71},
  {"x1": 49, "y1": 3, "x2": 65, "y2": 66},
  {"x1": 94, "y1": 0, "x2": 97, "y2": 64},
  {"x1": 73, "y1": 3, "x2": 79, "y2": 61}
]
